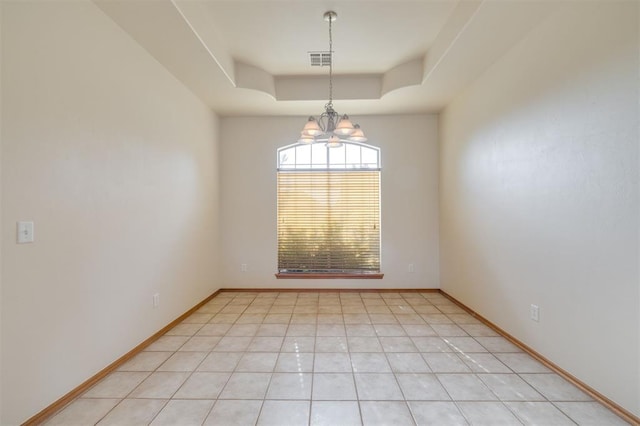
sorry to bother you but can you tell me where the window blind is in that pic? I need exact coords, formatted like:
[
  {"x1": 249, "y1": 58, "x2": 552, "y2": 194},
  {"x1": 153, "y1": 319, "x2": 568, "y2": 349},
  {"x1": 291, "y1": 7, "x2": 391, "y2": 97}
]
[{"x1": 277, "y1": 170, "x2": 380, "y2": 273}]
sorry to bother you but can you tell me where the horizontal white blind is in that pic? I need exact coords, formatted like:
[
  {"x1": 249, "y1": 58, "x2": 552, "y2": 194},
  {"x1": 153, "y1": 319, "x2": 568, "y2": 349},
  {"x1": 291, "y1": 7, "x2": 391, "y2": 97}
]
[{"x1": 277, "y1": 170, "x2": 380, "y2": 273}]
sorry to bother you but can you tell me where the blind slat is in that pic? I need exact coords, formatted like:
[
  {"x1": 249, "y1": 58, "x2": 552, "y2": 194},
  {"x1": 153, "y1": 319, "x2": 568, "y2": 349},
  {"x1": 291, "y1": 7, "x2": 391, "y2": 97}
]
[{"x1": 277, "y1": 171, "x2": 381, "y2": 273}]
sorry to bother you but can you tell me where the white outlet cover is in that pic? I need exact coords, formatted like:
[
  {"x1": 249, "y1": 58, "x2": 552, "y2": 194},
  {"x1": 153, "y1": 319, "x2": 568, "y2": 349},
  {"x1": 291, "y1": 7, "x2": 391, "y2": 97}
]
[{"x1": 17, "y1": 221, "x2": 35, "y2": 243}]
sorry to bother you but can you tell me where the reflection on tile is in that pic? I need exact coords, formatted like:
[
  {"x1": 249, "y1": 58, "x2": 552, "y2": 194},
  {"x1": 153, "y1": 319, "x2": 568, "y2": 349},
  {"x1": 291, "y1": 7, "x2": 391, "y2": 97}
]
[
  {"x1": 422, "y1": 352, "x2": 471, "y2": 373},
  {"x1": 275, "y1": 352, "x2": 314, "y2": 372},
  {"x1": 457, "y1": 353, "x2": 511, "y2": 373},
  {"x1": 475, "y1": 337, "x2": 521, "y2": 353},
  {"x1": 408, "y1": 401, "x2": 468, "y2": 426},
  {"x1": 311, "y1": 401, "x2": 361, "y2": 426}
]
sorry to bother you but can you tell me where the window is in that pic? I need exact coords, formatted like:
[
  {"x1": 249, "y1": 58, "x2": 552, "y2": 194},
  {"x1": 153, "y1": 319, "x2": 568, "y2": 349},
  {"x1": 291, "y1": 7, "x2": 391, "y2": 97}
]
[{"x1": 276, "y1": 141, "x2": 382, "y2": 277}]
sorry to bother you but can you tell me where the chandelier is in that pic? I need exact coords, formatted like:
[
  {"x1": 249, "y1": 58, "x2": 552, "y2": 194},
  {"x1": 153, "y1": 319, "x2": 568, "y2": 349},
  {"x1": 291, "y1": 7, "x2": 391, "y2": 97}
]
[{"x1": 298, "y1": 11, "x2": 367, "y2": 148}]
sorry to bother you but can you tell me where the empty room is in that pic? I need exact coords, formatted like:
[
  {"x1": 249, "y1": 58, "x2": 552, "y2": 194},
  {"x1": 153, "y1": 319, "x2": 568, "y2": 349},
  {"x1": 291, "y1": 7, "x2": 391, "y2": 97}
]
[{"x1": 1, "y1": 0, "x2": 638, "y2": 425}]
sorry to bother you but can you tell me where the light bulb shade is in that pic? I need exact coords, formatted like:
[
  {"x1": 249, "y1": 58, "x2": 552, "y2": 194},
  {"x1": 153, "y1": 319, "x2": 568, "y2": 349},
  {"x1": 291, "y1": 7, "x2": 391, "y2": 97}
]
[
  {"x1": 348, "y1": 125, "x2": 367, "y2": 142},
  {"x1": 298, "y1": 133, "x2": 315, "y2": 144},
  {"x1": 334, "y1": 114, "x2": 355, "y2": 136},
  {"x1": 326, "y1": 135, "x2": 343, "y2": 148},
  {"x1": 302, "y1": 117, "x2": 323, "y2": 136}
]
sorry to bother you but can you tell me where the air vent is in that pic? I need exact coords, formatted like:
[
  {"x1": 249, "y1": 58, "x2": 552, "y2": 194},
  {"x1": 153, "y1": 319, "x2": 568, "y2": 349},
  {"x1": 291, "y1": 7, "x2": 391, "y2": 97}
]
[{"x1": 309, "y1": 51, "x2": 332, "y2": 67}]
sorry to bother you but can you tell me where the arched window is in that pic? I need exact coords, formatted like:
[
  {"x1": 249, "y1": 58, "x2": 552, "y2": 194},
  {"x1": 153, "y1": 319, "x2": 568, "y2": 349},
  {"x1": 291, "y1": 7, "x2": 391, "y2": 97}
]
[{"x1": 276, "y1": 141, "x2": 381, "y2": 276}]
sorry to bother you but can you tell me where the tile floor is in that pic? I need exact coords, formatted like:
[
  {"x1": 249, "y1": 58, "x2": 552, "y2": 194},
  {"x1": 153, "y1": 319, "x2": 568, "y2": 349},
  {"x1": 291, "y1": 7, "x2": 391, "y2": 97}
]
[{"x1": 45, "y1": 291, "x2": 630, "y2": 425}]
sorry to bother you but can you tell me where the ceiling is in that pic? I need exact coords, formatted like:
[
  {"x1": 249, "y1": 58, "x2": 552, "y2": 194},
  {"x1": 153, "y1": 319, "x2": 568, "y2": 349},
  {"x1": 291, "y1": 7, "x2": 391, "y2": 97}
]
[{"x1": 94, "y1": 0, "x2": 560, "y2": 117}]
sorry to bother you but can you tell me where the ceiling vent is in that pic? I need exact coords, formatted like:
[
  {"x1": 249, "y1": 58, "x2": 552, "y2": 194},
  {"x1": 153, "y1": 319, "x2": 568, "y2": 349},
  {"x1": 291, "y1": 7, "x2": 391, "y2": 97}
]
[{"x1": 309, "y1": 51, "x2": 332, "y2": 67}]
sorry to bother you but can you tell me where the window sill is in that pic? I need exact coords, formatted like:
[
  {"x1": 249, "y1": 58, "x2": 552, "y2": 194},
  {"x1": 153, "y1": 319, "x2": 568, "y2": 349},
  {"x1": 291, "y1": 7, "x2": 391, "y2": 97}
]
[{"x1": 275, "y1": 273, "x2": 384, "y2": 279}]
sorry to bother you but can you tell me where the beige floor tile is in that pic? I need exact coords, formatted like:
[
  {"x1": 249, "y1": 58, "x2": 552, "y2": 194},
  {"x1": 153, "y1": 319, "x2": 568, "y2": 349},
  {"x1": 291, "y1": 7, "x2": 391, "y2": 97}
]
[
  {"x1": 180, "y1": 313, "x2": 213, "y2": 324},
  {"x1": 459, "y1": 324, "x2": 499, "y2": 337},
  {"x1": 173, "y1": 372, "x2": 230, "y2": 399},
  {"x1": 313, "y1": 353, "x2": 352, "y2": 372},
  {"x1": 347, "y1": 336, "x2": 383, "y2": 352},
  {"x1": 350, "y1": 353, "x2": 392, "y2": 373},
  {"x1": 204, "y1": 400, "x2": 262, "y2": 426},
  {"x1": 236, "y1": 352, "x2": 279, "y2": 372},
  {"x1": 157, "y1": 351, "x2": 207, "y2": 372},
  {"x1": 266, "y1": 372, "x2": 312, "y2": 399},
  {"x1": 374, "y1": 324, "x2": 407, "y2": 336},
  {"x1": 520, "y1": 374, "x2": 593, "y2": 401},
  {"x1": 257, "y1": 400, "x2": 310, "y2": 426},
  {"x1": 402, "y1": 324, "x2": 438, "y2": 337},
  {"x1": 477, "y1": 374, "x2": 545, "y2": 401},
  {"x1": 505, "y1": 401, "x2": 575, "y2": 425},
  {"x1": 443, "y1": 337, "x2": 488, "y2": 353},
  {"x1": 145, "y1": 336, "x2": 189, "y2": 352},
  {"x1": 457, "y1": 353, "x2": 511, "y2": 373},
  {"x1": 178, "y1": 336, "x2": 221, "y2": 352},
  {"x1": 128, "y1": 372, "x2": 190, "y2": 399},
  {"x1": 117, "y1": 352, "x2": 172, "y2": 372},
  {"x1": 311, "y1": 401, "x2": 361, "y2": 426},
  {"x1": 437, "y1": 374, "x2": 498, "y2": 401},
  {"x1": 164, "y1": 323, "x2": 204, "y2": 336},
  {"x1": 474, "y1": 336, "x2": 522, "y2": 353},
  {"x1": 281, "y1": 336, "x2": 316, "y2": 352},
  {"x1": 248, "y1": 336, "x2": 284, "y2": 352},
  {"x1": 396, "y1": 374, "x2": 450, "y2": 400},
  {"x1": 196, "y1": 323, "x2": 232, "y2": 336},
  {"x1": 423, "y1": 352, "x2": 471, "y2": 373},
  {"x1": 219, "y1": 372, "x2": 272, "y2": 399},
  {"x1": 256, "y1": 324, "x2": 288, "y2": 336},
  {"x1": 494, "y1": 353, "x2": 551, "y2": 373},
  {"x1": 359, "y1": 401, "x2": 415, "y2": 425},
  {"x1": 380, "y1": 336, "x2": 419, "y2": 352},
  {"x1": 213, "y1": 336, "x2": 252, "y2": 351},
  {"x1": 554, "y1": 401, "x2": 629, "y2": 425},
  {"x1": 315, "y1": 336, "x2": 349, "y2": 352},
  {"x1": 316, "y1": 324, "x2": 346, "y2": 336},
  {"x1": 354, "y1": 373, "x2": 404, "y2": 400},
  {"x1": 420, "y1": 314, "x2": 454, "y2": 324},
  {"x1": 197, "y1": 351, "x2": 242, "y2": 371},
  {"x1": 457, "y1": 401, "x2": 522, "y2": 425},
  {"x1": 45, "y1": 398, "x2": 120, "y2": 425},
  {"x1": 286, "y1": 324, "x2": 316, "y2": 336},
  {"x1": 96, "y1": 399, "x2": 166, "y2": 426},
  {"x1": 83, "y1": 372, "x2": 150, "y2": 398},
  {"x1": 412, "y1": 336, "x2": 452, "y2": 352},
  {"x1": 312, "y1": 373, "x2": 357, "y2": 400},
  {"x1": 226, "y1": 323, "x2": 260, "y2": 336},
  {"x1": 275, "y1": 352, "x2": 314, "y2": 372},
  {"x1": 149, "y1": 399, "x2": 214, "y2": 426},
  {"x1": 345, "y1": 324, "x2": 377, "y2": 336},
  {"x1": 408, "y1": 401, "x2": 468, "y2": 426},
  {"x1": 386, "y1": 353, "x2": 431, "y2": 373}
]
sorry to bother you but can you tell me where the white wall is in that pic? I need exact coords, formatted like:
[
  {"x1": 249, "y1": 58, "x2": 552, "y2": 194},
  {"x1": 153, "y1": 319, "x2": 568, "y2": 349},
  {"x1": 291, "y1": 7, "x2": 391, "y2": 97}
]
[
  {"x1": 220, "y1": 115, "x2": 439, "y2": 289},
  {"x1": 439, "y1": 1, "x2": 639, "y2": 416},
  {"x1": 1, "y1": 2, "x2": 221, "y2": 424}
]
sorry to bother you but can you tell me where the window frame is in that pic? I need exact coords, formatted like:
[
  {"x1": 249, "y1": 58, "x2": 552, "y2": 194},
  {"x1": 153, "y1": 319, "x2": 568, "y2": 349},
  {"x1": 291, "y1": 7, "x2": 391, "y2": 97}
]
[{"x1": 276, "y1": 141, "x2": 383, "y2": 279}]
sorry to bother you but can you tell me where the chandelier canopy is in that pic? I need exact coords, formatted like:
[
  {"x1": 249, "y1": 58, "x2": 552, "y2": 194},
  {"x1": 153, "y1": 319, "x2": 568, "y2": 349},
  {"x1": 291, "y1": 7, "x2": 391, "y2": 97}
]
[{"x1": 298, "y1": 11, "x2": 367, "y2": 148}]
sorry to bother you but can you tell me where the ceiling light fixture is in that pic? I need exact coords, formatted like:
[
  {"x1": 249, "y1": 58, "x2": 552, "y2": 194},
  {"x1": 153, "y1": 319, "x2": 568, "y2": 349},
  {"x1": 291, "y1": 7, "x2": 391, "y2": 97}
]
[{"x1": 298, "y1": 11, "x2": 367, "y2": 148}]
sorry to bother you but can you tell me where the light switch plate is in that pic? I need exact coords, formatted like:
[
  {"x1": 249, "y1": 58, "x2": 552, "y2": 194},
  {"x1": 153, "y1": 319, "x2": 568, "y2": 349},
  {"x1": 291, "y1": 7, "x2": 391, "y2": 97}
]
[{"x1": 17, "y1": 221, "x2": 34, "y2": 244}]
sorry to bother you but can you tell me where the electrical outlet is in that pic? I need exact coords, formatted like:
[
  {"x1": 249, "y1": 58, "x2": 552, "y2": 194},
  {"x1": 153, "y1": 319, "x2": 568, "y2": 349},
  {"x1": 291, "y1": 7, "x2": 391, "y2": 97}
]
[
  {"x1": 530, "y1": 304, "x2": 539, "y2": 322},
  {"x1": 408, "y1": 263, "x2": 415, "y2": 273},
  {"x1": 241, "y1": 263, "x2": 248, "y2": 272},
  {"x1": 17, "y1": 221, "x2": 35, "y2": 243},
  {"x1": 153, "y1": 293, "x2": 160, "y2": 308}
]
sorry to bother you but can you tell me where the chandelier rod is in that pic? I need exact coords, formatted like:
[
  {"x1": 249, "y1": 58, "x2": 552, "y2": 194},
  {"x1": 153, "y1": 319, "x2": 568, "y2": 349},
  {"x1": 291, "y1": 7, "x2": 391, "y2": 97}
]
[{"x1": 328, "y1": 11, "x2": 334, "y2": 109}]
